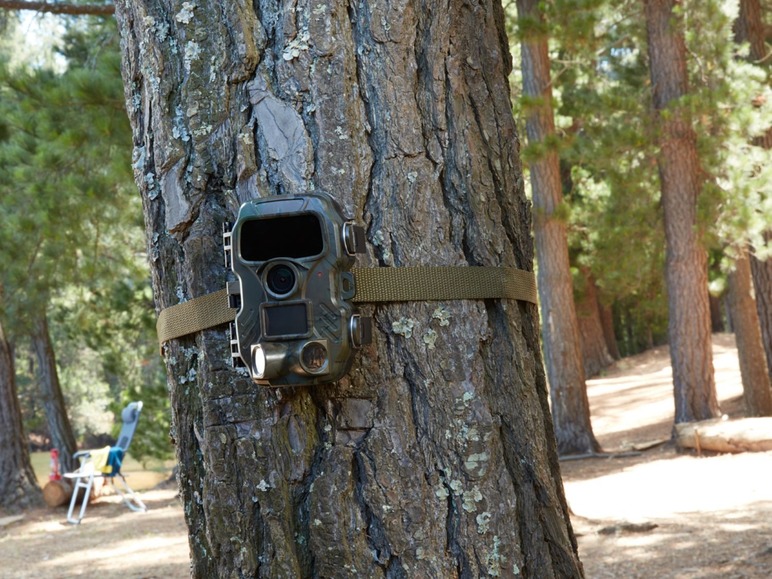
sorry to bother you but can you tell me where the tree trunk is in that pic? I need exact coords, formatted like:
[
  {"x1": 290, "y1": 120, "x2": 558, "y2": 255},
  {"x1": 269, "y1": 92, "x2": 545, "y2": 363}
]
[
  {"x1": 734, "y1": 0, "x2": 772, "y2": 377},
  {"x1": 644, "y1": 0, "x2": 720, "y2": 424},
  {"x1": 727, "y1": 247, "x2": 772, "y2": 416},
  {"x1": 517, "y1": 0, "x2": 600, "y2": 456},
  {"x1": 576, "y1": 270, "x2": 614, "y2": 378},
  {"x1": 709, "y1": 293, "x2": 725, "y2": 333},
  {"x1": 751, "y1": 251, "x2": 772, "y2": 378},
  {"x1": 115, "y1": 0, "x2": 583, "y2": 576},
  {"x1": 31, "y1": 314, "x2": 78, "y2": 473},
  {"x1": 0, "y1": 321, "x2": 42, "y2": 511},
  {"x1": 599, "y1": 299, "x2": 620, "y2": 361}
]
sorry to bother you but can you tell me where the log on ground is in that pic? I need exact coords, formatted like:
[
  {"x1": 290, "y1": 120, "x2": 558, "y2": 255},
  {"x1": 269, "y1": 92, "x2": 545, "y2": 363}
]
[
  {"x1": 42, "y1": 477, "x2": 103, "y2": 508},
  {"x1": 675, "y1": 417, "x2": 772, "y2": 453}
]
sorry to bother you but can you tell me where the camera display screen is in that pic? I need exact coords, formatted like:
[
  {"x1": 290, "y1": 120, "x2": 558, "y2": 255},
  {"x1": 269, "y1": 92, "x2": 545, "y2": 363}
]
[
  {"x1": 240, "y1": 214, "x2": 324, "y2": 261},
  {"x1": 263, "y1": 303, "x2": 308, "y2": 337}
]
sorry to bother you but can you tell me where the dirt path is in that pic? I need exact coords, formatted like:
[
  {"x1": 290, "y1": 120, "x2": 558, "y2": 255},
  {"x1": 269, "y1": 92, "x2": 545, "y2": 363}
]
[
  {"x1": 1, "y1": 333, "x2": 770, "y2": 577},
  {"x1": 562, "y1": 334, "x2": 772, "y2": 578}
]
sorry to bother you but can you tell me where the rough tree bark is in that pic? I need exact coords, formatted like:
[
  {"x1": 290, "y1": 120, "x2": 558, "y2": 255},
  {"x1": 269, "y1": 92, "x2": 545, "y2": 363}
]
[
  {"x1": 115, "y1": 0, "x2": 583, "y2": 576},
  {"x1": 0, "y1": 321, "x2": 42, "y2": 511},
  {"x1": 31, "y1": 314, "x2": 78, "y2": 473},
  {"x1": 734, "y1": 0, "x2": 772, "y2": 378},
  {"x1": 751, "y1": 247, "x2": 772, "y2": 377},
  {"x1": 576, "y1": 270, "x2": 614, "y2": 379},
  {"x1": 728, "y1": 248, "x2": 772, "y2": 416},
  {"x1": 644, "y1": 0, "x2": 720, "y2": 424},
  {"x1": 598, "y1": 299, "x2": 620, "y2": 361},
  {"x1": 516, "y1": 0, "x2": 600, "y2": 455}
]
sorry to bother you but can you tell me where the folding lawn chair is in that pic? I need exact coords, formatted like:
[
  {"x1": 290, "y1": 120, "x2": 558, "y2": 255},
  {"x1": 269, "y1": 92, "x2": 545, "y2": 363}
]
[{"x1": 65, "y1": 401, "x2": 148, "y2": 524}]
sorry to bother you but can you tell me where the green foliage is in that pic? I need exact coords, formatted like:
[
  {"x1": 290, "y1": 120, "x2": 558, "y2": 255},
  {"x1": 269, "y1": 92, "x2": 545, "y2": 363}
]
[
  {"x1": 0, "y1": 18, "x2": 172, "y2": 462},
  {"x1": 509, "y1": 0, "x2": 772, "y2": 356}
]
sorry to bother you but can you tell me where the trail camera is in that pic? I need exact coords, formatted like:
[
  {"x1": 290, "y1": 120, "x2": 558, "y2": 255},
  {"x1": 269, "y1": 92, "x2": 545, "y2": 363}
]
[{"x1": 223, "y1": 192, "x2": 370, "y2": 386}]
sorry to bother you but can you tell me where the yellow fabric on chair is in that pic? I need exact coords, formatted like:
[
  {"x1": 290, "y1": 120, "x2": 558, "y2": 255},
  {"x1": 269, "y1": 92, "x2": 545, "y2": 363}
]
[{"x1": 87, "y1": 446, "x2": 112, "y2": 474}]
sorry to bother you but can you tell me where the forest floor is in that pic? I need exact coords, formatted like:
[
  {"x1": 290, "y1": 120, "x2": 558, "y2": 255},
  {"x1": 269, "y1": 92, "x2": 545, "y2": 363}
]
[
  {"x1": 563, "y1": 333, "x2": 772, "y2": 578},
  {"x1": 0, "y1": 333, "x2": 770, "y2": 578}
]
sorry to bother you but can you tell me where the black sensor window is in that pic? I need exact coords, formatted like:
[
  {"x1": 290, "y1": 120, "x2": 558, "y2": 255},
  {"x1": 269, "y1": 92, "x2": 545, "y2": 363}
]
[
  {"x1": 240, "y1": 214, "x2": 324, "y2": 261},
  {"x1": 263, "y1": 303, "x2": 309, "y2": 337}
]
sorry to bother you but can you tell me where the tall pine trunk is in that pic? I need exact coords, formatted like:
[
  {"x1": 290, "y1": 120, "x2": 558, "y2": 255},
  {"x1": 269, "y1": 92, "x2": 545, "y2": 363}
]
[
  {"x1": 31, "y1": 314, "x2": 78, "y2": 473},
  {"x1": 576, "y1": 269, "x2": 614, "y2": 378},
  {"x1": 727, "y1": 248, "x2": 772, "y2": 416},
  {"x1": 644, "y1": 0, "x2": 720, "y2": 424},
  {"x1": 735, "y1": 0, "x2": 772, "y2": 378},
  {"x1": 0, "y1": 321, "x2": 42, "y2": 511},
  {"x1": 516, "y1": 0, "x2": 600, "y2": 455},
  {"x1": 115, "y1": 0, "x2": 584, "y2": 575}
]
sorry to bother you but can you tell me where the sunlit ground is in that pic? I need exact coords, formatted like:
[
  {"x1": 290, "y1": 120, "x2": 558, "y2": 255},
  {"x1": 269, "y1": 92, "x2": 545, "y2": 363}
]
[
  {"x1": 563, "y1": 334, "x2": 772, "y2": 578},
  {"x1": 0, "y1": 489, "x2": 189, "y2": 579}
]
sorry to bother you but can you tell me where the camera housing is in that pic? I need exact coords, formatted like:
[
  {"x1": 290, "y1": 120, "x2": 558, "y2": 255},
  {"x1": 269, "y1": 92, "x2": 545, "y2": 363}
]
[{"x1": 224, "y1": 192, "x2": 369, "y2": 386}]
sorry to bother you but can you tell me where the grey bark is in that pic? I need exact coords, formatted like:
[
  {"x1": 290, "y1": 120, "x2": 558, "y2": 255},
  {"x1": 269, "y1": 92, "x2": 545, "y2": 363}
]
[
  {"x1": 115, "y1": 0, "x2": 583, "y2": 577},
  {"x1": 516, "y1": 0, "x2": 600, "y2": 455},
  {"x1": 728, "y1": 248, "x2": 772, "y2": 416},
  {"x1": 0, "y1": 321, "x2": 42, "y2": 511},
  {"x1": 644, "y1": 0, "x2": 720, "y2": 424},
  {"x1": 31, "y1": 314, "x2": 78, "y2": 472}
]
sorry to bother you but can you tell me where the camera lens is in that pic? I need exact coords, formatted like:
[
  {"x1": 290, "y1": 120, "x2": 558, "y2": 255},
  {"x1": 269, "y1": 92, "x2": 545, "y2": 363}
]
[
  {"x1": 265, "y1": 264, "x2": 296, "y2": 296},
  {"x1": 300, "y1": 342, "x2": 328, "y2": 374}
]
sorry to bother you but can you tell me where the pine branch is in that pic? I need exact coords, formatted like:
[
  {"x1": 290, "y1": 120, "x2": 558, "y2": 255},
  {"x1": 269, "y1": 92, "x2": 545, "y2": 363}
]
[{"x1": 0, "y1": 1, "x2": 114, "y2": 16}]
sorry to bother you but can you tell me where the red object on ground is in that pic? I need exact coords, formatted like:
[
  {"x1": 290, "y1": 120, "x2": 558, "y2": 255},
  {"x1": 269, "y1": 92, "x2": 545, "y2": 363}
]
[{"x1": 49, "y1": 448, "x2": 62, "y2": 481}]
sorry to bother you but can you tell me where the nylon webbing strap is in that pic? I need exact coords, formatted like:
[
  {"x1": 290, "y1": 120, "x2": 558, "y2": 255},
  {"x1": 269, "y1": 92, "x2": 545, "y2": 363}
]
[
  {"x1": 351, "y1": 266, "x2": 537, "y2": 304},
  {"x1": 156, "y1": 266, "x2": 537, "y2": 347},
  {"x1": 156, "y1": 289, "x2": 234, "y2": 347}
]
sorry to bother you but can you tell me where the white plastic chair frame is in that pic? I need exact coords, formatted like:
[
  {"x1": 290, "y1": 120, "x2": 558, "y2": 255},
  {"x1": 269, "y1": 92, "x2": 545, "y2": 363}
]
[{"x1": 65, "y1": 402, "x2": 148, "y2": 524}]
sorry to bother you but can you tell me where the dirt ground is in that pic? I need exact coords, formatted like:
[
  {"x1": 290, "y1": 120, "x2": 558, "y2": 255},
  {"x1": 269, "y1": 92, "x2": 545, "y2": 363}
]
[
  {"x1": 563, "y1": 333, "x2": 772, "y2": 578},
  {"x1": 1, "y1": 333, "x2": 770, "y2": 578}
]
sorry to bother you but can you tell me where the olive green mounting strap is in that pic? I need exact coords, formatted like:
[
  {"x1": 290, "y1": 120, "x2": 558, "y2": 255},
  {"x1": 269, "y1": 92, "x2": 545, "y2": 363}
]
[
  {"x1": 156, "y1": 289, "x2": 233, "y2": 349},
  {"x1": 156, "y1": 266, "x2": 537, "y2": 349},
  {"x1": 351, "y1": 266, "x2": 537, "y2": 304}
]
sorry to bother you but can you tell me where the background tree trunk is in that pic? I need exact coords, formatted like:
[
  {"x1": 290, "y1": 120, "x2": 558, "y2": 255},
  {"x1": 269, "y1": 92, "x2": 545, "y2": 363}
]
[
  {"x1": 115, "y1": 0, "x2": 583, "y2": 576},
  {"x1": 0, "y1": 321, "x2": 42, "y2": 511},
  {"x1": 31, "y1": 314, "x2": 78, "y2": 473},
  {"x1": 644, "y1": 0, "x2": 720, "y2": 424},
  {"x1": 727, "y1": 248, "x2": 772, "y2": 416},
  {"x1": 576, "y1": 270, "x2": 614, "y2": 378},
  {"x1": 517, "y1": 0, "x2": 600, "y2": 456},
  {"x1": 599, "y1": 299, "x2": 621, "y2": 361},
  {"x1": 750, "y1": 250, "x2": 772, "y2": 378},
  {"x1": 734, "y1": 0, "x2": 772, "y2": 377}
]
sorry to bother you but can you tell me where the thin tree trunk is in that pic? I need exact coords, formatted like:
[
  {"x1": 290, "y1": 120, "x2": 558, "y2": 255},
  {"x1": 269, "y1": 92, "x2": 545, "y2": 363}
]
[
  {"x1": 728, "y1": 247, "x2": 772, "y2": 416},
  {"x1": 0, "y1": 321, "x2": 42, "y2": 511},
  {"x1": 710, "y1": 294, "x2": 726, "y2": 333},
  {"x1": 31, "y1": 314, "x2": 78, "y2": 473},
  {"x1": 115, "y1": 0, "x2": 584, "y2": 576},
  {"x1": 576, "y1": 270, "x2": 614, "y2": 377},
  {"x1": 599, "y1": 299, "x2": 621, "y2": 361},
  {"x1": 750, "y1": 251, "x2": 772, "y2": 378},
  {"x1": 644, "y1": 0, "x2": 720, "y2": 424},
  {"x1": 734, "y1": 0, "x2": 772, "y2": 377},
  {"x1": 517, "y1": 0, "x2": 600, "y2": 456}
]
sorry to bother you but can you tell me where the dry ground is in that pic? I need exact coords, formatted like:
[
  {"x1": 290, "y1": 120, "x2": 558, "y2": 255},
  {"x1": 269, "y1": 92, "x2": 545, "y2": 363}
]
[
  {"x1": 1, "y1": 333, "x2": 770, "y2": 578},
  {"x1": 563, "y1": 333, "x2": 772, "y2": 578}
]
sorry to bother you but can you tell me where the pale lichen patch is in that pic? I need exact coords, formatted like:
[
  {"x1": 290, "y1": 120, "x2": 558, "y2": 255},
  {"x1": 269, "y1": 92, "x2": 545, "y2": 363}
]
[
  {"x1": 175, "y1": 2, "x2": 196, "y2": 24},
  {"x1": 476, "y1": 511, "x2": 492, "y2": 534},
  {"x1": 392, "y1": 317, "x2": 416, "y2": 338},
  {"x1": 432, "y1": 305, "x2": 451, "y2": 326},
  {"x1": 422, "y1": 329, "x2": 438, "y2": 349}
]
